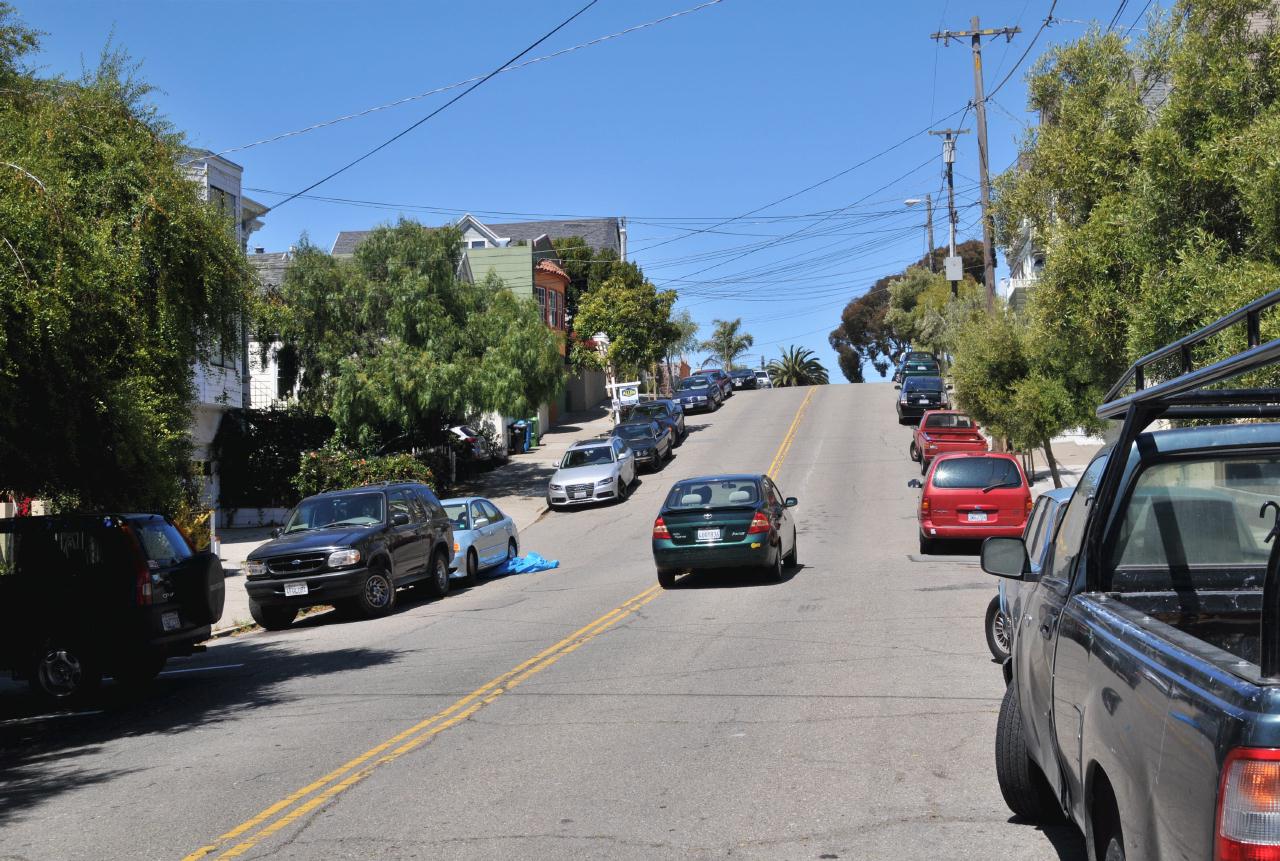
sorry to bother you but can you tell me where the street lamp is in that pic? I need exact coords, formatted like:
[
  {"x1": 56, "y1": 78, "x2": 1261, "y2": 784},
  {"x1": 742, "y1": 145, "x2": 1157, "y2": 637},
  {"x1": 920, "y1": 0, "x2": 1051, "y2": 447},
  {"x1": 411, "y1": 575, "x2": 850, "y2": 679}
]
[{"x1": 904, "y1": 195, "x2": 935, "y2": 272}]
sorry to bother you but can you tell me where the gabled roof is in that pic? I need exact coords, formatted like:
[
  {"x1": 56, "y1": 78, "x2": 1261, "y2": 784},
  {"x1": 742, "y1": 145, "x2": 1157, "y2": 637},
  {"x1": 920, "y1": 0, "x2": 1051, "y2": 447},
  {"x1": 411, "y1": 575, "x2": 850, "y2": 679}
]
[
  {"x1": 535, "y1": 259, "x2": 570, "y2": 282},
  {"x1": 332, "y1": 216, "x2": 623, "y2": 257},
  {"x1": 247, "y1": 251, "x2": 292, "y2": 292}
]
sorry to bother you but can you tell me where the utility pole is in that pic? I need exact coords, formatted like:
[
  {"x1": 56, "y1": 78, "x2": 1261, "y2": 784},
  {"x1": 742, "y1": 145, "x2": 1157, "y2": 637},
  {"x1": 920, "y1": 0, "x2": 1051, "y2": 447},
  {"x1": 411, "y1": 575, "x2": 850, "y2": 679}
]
[
  {"x1": 929, "y1": 128, "x2": 970, "y2": 296},
  {"x1": 904, "y1": 194, "x2": 935, "y2": 270},
  {"x1": 932, "y1": 17, "x2": 1020, "y2": 312}
]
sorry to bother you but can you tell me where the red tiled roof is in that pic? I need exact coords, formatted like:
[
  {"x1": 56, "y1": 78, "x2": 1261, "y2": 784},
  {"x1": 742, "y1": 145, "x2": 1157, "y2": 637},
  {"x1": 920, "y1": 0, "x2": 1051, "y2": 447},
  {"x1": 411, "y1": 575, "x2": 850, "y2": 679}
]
[{"x1": 535, "y1": 259, "x2": 570, "y2": 282}]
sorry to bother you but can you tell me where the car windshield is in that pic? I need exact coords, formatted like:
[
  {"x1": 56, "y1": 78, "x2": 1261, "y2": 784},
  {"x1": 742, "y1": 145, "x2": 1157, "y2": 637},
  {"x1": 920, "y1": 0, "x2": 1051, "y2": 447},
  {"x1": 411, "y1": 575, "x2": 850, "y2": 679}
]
[
  {"x1": 931, "y1": 458, "x2": 1022, "y2": 490},
  {"x1": 284, "y1": 492, "x2": 386, "y2": 533},
  {"x1": 924, "y1": 413, "x2": 974, "y2": 429},
  {"x1": 904, "y1": 377, "x2": 944, "y2": 392},
  {"x1": 561, "y1": 447, "x2": 614, "y2": 468},
  {"x1": 633, "y1": 404, "x2": 669, "y2": 419},
  {"x1": 666, "y1": 479, "x2": 761, "y2": 509},
  {"x1": 616, "y1": 425, "x2": 653, "y2": 440},
  {"x1": 442, "y1": 503, "x2": 469, "y2": 530},
  {"x1": 678, "y1": 379, "x2": 709, "y2": 391}
]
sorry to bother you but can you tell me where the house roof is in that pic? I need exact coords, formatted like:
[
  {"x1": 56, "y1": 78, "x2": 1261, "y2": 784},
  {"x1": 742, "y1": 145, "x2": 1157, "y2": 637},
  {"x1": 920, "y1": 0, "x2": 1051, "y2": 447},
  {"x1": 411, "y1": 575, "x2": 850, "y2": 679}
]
[
  {"x1": 332, "y1": 216, "x2": 623, "y2": 257},
  {"x1": 247, "y1": 251, "x2": 292, "y2": 292},
  {"x1": 535, "y1": 259, "x2": 570, "y2": 282}
]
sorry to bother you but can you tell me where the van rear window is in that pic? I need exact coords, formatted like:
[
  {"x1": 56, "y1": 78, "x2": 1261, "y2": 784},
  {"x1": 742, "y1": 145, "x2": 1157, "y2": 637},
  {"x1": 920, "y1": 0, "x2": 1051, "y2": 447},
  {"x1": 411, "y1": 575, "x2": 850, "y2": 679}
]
[
  {"x1": 932, "y1": 457, "x2": 1022, "y2": 489},
  {"x1": 134, "y1": 521, "x2": 193, "y2": 566}
]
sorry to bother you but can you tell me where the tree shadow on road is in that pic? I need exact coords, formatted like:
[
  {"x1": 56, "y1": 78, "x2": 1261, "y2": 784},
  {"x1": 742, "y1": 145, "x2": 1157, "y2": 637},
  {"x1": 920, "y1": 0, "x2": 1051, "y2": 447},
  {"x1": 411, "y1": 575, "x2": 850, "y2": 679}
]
[
  {"x1": 0, "y1": 639, "x2": 399, "y2": 828},
  {"x1": 450, "y1": 459, "x2": 556, "y2": 500}
]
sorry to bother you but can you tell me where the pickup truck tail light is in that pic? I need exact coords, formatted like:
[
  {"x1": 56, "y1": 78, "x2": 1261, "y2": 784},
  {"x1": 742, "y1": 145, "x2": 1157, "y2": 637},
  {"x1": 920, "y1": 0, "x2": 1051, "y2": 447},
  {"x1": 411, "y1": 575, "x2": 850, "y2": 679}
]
[
  {"x1": 746, "y1": 512, "x2": 771, "y2": 535},
  {"x1": 1217, "y1": 747, "x2": 1280, "y2": 860},
  {"x1": 652, "y1": 517, "x2": 671, "y2": 540},
  {"x1": 1026, "y1": 497, "x2": 1034, "y2": 514}
]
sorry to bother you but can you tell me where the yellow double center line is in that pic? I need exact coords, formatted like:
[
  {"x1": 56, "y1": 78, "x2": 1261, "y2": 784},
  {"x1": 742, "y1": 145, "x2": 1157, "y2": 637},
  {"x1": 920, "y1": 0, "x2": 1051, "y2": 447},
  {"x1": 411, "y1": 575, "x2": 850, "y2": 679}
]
[
  {"x1": 183, "y1": 386, "x2": 818, "y2": 860},
  {"x1": 767, "y1": 386, "x2": 816, "y2": 479}
]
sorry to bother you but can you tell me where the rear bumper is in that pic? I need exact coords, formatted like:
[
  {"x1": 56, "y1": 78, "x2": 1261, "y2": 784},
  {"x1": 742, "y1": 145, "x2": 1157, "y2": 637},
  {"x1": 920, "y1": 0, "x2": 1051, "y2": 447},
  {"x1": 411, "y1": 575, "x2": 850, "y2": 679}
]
[
  {"x1": 898, "y1": 403, "x2": 944, "y2": 421},
  {"x1": 245, "y1": 567, "x2": 368, "y2": 607},
  {"x1": 653, "y1": 540, "x2": 774, "y2": 570},
  {"x1": 920, "y1": 520, "x2": 1025, "y2": 540},
  {"x1": 921, "y1": 442, "x2": 988, "y2": 463}
]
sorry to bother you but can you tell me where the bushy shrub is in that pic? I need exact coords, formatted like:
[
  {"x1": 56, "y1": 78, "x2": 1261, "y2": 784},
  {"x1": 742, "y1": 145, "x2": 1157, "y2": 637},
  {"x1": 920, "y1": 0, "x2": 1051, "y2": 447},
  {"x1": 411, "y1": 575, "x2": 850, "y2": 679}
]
[{"x1": 292, "y1": 442, "x2": 435, "y2": 498}]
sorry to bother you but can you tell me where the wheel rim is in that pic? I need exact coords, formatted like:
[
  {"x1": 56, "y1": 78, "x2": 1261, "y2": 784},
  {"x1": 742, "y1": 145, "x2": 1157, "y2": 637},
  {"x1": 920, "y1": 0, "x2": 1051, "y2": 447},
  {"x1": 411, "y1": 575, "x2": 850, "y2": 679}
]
[
  {"x1": 993, "y1": 611, "x2": 1011, "y2": 655},
  {"x1": 507, "y1": 540, "x2": 516, "y2": 560},
  {"x1": 38, "y1": 648, "x2": 83, "y2": 698},
  {"x1": 436, "y1": 556, "x2": 448, "y2": 590},
  {"x1": 467, "y1": 551, "x2": 477, "y2": 580},
  {"x1": 366, "y1": 573, "x2": 392, "y2": 608}
]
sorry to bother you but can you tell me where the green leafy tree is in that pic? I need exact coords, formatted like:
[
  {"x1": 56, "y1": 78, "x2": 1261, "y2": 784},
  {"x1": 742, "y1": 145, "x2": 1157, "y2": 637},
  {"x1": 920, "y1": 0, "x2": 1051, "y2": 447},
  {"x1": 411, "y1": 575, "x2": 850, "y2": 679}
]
[
  {"x1": 571, "y1": 262, "x2": 679, "y2": 383},
  {"x1": 0, "y1": 6, "x2": 255, "y2": 510},
  {"x1": 993, "y1": 2, "x2": 1280, "y2": 426},
  {"x1": 700, "y1": 318, "x2": 754, "y2": 370},
  {"x1": 268, "y1": 221, "x2": 564, "y2": 452},
  {"x1": 884, "y1": 267, "x2": 986, "y2": 359},
  {"x1": 768, "y1": 346, "x2": 829, "y2": 387},
  {"x1": 551, "y1": 236, "x2": 620, "y2": 327}
]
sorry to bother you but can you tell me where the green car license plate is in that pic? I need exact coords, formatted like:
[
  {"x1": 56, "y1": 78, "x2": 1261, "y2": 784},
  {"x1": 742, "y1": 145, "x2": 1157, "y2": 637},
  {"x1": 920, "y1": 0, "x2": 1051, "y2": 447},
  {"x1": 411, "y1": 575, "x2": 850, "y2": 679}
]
[{"x1": 696, "y1": 528, "x2": 721, "y2": 542}]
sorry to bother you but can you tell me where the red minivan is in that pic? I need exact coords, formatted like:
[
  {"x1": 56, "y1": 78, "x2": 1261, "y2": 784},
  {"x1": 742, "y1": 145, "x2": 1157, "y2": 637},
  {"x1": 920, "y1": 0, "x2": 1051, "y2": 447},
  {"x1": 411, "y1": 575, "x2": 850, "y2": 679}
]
[{"x1": 910, "y1": 452, "x2": 1031, "y2": 554}]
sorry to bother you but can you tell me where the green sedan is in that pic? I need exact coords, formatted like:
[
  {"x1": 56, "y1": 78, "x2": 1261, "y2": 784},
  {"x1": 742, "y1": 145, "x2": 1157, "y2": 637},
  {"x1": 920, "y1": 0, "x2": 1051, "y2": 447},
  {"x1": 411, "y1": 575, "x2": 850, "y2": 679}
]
[{"x1": 651, "y1": 473, "x2": 799, "y2": 589}]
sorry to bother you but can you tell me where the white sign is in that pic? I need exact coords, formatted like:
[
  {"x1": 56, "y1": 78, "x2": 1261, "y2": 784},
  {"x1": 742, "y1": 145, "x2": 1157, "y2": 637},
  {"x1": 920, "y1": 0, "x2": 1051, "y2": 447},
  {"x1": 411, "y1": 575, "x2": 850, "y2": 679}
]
[
  {"x1": 944, "y1": 256, "x2": 963, "y2": 281},
  {"x1": 611, "y1": 381, "x2": 641, "y2": 406}
]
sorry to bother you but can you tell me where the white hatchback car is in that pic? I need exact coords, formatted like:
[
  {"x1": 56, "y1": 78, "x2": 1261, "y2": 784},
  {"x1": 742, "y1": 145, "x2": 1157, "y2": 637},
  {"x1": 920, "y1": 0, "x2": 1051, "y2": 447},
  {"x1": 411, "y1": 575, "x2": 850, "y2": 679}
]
[{"x1": 754, "y1": 370, "x2": 773, "y2": 389}]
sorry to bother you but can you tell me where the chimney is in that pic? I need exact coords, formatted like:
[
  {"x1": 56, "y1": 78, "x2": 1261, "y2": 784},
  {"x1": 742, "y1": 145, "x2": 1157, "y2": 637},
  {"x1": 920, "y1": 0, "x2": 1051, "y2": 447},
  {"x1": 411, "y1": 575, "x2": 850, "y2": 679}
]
[{"x1": 253, "y1": 246, "x2": 265, "y2": 254}]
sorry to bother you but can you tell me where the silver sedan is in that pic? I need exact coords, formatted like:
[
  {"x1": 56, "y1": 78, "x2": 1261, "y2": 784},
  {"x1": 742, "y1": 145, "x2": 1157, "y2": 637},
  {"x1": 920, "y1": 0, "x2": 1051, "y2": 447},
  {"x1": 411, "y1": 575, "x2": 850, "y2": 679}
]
[{"x1": 440, "y1": 496, "x2": 519, "y2": 586}]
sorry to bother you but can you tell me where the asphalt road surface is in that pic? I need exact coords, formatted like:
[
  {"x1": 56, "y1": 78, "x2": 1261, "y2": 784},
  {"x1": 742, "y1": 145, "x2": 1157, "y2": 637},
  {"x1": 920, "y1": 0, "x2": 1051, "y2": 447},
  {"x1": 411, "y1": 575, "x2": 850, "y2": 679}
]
[{"x1": 0, "y1": 384, "x2": 1085, "y2": 860}]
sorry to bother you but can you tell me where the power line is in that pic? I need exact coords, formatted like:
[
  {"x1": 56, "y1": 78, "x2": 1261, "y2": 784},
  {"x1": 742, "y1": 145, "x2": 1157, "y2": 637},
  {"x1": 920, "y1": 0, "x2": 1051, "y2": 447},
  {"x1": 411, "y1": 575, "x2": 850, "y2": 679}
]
[
  {"x1": 1123, "y1": 0, "x2": 1156, "y2": 36},
  {"x1": 264, "y1": 0, "x2": 604, "y2": 214},
  {"x1": 1105, "y1": 0, "x2": 1132, "y2": 33},
  {"x1": 195, "y1": 1, "x2": 724, "y2": 162},
  {"x1": 985, "y1": 0, "x2": 1059, "y2": 102}
]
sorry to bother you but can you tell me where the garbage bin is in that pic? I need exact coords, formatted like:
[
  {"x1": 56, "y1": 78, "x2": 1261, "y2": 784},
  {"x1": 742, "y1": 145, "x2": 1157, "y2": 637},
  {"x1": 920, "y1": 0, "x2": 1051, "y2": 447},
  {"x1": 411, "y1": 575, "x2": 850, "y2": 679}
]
[
  {"x1": 527, "y1": 416, "x2": 540, "y2": 449},
  {"x1": 511, "y1": 420, "x2": 528, "y2": 455}
]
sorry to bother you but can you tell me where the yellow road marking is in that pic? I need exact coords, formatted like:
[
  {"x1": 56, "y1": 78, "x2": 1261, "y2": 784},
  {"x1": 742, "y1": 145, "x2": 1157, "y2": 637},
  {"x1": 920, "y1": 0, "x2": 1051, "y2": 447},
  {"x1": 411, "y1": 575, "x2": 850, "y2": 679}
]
[
  {"x1": 767, "y1": 386, "x2": 816, "y2": 479},
  {"x1": 183, "y1": 388, "x2": 819, "y2": 860}
]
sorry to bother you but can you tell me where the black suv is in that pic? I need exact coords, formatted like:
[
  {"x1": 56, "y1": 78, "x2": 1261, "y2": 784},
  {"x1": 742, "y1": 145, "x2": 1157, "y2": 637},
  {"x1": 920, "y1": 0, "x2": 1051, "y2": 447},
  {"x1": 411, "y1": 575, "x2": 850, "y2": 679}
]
[
  {"x1": 0, "y1": 514, "x2": 225, "y2": 701},
  {"x1": 244, "y1": 482, "x2": 454, "y2": 630}
]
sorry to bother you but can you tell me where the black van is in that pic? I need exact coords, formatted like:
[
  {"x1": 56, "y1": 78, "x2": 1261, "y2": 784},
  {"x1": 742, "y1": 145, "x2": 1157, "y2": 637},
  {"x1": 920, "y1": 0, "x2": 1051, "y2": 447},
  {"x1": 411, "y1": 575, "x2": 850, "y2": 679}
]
[{"x1": 0, "y1": 514, "x2": 224, "y2": 701}]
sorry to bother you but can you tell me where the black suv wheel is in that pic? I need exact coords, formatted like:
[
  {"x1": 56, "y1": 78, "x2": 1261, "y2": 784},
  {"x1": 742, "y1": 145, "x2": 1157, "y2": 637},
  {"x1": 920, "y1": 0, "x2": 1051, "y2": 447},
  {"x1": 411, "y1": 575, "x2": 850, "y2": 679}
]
[{"x1": 423, "y1": 550, "x2": 450, "y2": 601}]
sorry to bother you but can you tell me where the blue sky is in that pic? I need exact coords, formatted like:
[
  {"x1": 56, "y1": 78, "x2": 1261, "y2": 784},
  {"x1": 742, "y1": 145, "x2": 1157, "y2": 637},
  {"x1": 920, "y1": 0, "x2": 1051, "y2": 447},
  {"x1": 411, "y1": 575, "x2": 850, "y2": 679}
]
[{"x1": 18, "y1": 0, "x2": 1145, "y2": 379}]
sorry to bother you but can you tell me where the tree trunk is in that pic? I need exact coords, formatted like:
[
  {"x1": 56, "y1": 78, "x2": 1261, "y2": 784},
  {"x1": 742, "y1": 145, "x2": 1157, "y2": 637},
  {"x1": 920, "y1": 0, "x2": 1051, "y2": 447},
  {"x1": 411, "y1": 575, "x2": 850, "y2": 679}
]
[{"x1": 1042, "y1": 437, "x2": 1063, "y2": 489}]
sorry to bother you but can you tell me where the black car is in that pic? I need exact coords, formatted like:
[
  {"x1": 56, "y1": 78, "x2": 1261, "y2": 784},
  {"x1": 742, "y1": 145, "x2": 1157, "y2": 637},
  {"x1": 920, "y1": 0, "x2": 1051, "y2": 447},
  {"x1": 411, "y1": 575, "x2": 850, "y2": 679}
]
[
  {"x1": 896, "y1": 375, "x2": 949, "y2": 424},
  {"x1": 244, "y1": 482, "x2": 454, "y2": 630},
  {"x1": 676, "y1": 377, "x2": 722, "y2": 412},
  {"x1": 893, "y1": 351, "x2": 941, "y2": 383},
  {"x1": 728, "y1": 369, "x2": 758, "y2": 390},
  {"x1": 0, "y1": 514, "x2": 225, "y2": 700},
  {"x1": 610, "y1": 420, "x2": 673, "y2": 470},
  {"x1": 626, "y1": 399, "x2": 687, "y2": 441}
]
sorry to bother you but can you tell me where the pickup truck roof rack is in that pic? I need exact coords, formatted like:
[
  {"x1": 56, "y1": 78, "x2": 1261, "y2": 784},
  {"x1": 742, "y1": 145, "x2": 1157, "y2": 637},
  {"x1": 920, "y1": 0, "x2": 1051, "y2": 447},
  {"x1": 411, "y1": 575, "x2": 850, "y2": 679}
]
[
  {"x1": 1091, "y1": 287, "x2": 1280, "y2": 677},
  {"x1": 1098, "y1": 286, "x2": 1280, "y2": 422}
]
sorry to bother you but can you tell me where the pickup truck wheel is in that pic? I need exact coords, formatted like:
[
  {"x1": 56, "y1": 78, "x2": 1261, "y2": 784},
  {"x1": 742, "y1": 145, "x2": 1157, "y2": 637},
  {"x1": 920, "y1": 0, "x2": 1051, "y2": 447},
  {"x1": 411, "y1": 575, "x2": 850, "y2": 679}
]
[
  {"x1": 995, "y1": 684, "x2": 1064, "y2": 823},
  {"x1": 985, "y1": 596, "x2": 1011, "y2": 662},
  {"x1": 909, "y1": 441, "x2": 921, "y2": 462},
  {"x1": 423, "y1": 551, "x2": 450, "y2": 601},
  {"x1": 920, "y1": 457, "x2": 929, "y2": 476},
  {"x1": 249, "y1": 600, "x2": 297, "y2": 631},
  {"x1": 31, "y1": 639, "x2": 101, "y2": 702}
]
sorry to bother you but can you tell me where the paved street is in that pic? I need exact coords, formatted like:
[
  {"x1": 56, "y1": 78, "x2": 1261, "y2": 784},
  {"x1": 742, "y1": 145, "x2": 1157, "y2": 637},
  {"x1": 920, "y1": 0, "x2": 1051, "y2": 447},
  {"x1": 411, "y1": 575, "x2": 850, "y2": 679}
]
[{"x1": 0, "y1": 385, "x2": 1083, "y2": 860}]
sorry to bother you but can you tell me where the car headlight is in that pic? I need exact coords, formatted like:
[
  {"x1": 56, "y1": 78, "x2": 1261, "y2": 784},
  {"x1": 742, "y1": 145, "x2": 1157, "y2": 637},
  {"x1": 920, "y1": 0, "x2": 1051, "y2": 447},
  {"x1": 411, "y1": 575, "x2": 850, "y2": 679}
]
[
  {"x1": 549, "y1": 483, "x2": 563, "y2": 491},
  {"x1": 244, "y1": 560, "x2": 266, "y2": 577},
  {"x1": 696, "y1": 395, "x2": 706, "y2": 401},
  {"x1": 327, "y1": 548, "x2": 361, "y2": 568},
  {"x1": 597, "y1": 476, "x2": 615, "y2": 486}
]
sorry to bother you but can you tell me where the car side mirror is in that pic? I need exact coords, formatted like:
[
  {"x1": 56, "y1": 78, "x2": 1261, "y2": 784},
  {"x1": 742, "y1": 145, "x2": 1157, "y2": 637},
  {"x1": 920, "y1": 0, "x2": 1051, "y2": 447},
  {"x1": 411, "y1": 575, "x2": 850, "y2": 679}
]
[
  {"x1": 784, "y1": 497, "x2": 798, "y2": 508},
  {"x1": 907, "y1": 479, "x2": 923, "y2": 489},
  {"x1": 981, "y1": 537, "x2": 1029, "y2": 580},
  {"x1": 271, "y1": 527, "x2": 282, "y2": 539},
  {"x1": 392, "y1": 512, "x2": 411, "y2": 526},
  {"x1": 894, "y1": 384, "x2": 901, "y2": 390}
]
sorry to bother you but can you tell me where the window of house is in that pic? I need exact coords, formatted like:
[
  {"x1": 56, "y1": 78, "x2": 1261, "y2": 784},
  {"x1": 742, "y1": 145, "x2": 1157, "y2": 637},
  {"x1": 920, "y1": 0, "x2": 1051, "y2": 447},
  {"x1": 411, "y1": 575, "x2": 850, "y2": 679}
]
[
  {"x1": 208, "y1": 186, "x2": 238, "y2": 223},
  {"x1": 549, "y1": 290, "x2": 560, "y2": 328},
  {"x1": 535, "y1": 286, "x2": 546, "y2": 322},
  {"x1": 469, "y1": 240, "x2": 487, "y2": 249}
]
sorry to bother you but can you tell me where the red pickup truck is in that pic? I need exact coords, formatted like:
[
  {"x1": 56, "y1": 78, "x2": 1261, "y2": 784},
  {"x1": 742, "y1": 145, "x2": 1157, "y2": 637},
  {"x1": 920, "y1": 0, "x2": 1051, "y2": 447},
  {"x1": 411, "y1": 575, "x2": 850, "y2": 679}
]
[{"x1": 908, "y1": 410, "x2": 988, "y2": 474}]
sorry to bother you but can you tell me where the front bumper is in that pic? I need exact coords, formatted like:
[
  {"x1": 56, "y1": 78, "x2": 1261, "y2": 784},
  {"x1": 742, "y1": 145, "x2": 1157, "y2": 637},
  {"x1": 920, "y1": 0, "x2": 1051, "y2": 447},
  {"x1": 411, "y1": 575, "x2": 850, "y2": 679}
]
[
  {"x1": 547, "y1": 486, "x2": 619, "y2": 506},
  {"x1": 245, "y1": 566, "x2": 368, "y2": 606},
  {"x1": 653, "y1": 539, "x2": 774, "y2": 570},
  {"x1": 679, "y1": 399, "x2": 713, "y2": 412}
]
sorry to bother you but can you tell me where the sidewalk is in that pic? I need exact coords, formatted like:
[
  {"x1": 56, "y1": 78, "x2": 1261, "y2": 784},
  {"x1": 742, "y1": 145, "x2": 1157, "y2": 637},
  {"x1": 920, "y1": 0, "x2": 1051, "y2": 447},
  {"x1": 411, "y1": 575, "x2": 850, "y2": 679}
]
[
  {"x1": 213, "y1": 405, "x2": 617, "y2": 632},
  {"x1": 1027, "y1": 439, "x2": 1104, "y2": 497}
]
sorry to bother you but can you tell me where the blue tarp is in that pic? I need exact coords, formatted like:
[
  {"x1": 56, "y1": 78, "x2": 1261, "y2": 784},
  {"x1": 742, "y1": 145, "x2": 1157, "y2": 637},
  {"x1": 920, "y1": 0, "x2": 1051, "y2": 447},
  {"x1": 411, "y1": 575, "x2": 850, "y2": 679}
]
[{"x1": 492, "y1": 552, "x2": 559, "y2": 576}]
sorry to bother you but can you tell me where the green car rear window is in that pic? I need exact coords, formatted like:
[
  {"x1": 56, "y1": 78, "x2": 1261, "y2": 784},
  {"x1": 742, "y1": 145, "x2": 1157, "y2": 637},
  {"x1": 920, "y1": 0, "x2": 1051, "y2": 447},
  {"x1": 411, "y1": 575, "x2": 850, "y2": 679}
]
[{"x1": 666, "y1": 480, "x2": 760, "y2": 508}]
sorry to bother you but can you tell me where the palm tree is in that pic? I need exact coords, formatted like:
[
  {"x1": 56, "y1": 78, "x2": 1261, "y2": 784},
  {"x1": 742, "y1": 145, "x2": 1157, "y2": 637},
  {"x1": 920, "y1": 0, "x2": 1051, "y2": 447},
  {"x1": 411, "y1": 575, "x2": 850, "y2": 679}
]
[
  {"x1": 699, "y1": 318, "x2": 754, "y2": 370},
  {"x1": 768, "y1": 346, "x2": 829, "y2": 387}
]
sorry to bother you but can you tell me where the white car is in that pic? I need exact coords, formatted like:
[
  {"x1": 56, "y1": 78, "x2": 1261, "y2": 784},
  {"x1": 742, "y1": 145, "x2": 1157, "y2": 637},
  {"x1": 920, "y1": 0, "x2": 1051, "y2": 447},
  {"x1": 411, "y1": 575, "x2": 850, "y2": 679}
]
[
  {"x1": 546, "y1": 439, "x2": 638, "y2": 508},
  {"x1": 449, "y1": 424, "x2": 501, "y2": 461},
  {"x1": 754, "y1": 370, "x2": 773, "y2": 389}
]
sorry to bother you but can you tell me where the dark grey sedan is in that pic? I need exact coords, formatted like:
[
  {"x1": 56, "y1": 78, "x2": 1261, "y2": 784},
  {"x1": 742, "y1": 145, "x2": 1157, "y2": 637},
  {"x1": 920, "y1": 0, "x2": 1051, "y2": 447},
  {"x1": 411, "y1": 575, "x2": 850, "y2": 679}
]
[{"x1": 610, "y1": 420, "x2": 672, "y2": 470}]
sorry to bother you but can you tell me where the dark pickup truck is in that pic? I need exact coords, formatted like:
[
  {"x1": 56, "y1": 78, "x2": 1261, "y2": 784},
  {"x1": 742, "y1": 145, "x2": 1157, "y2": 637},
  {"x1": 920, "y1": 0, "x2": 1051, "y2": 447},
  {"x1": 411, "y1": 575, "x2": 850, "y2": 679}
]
[{"x1": 984, "y1": 289, "x2": 1280, "y2": 861}]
